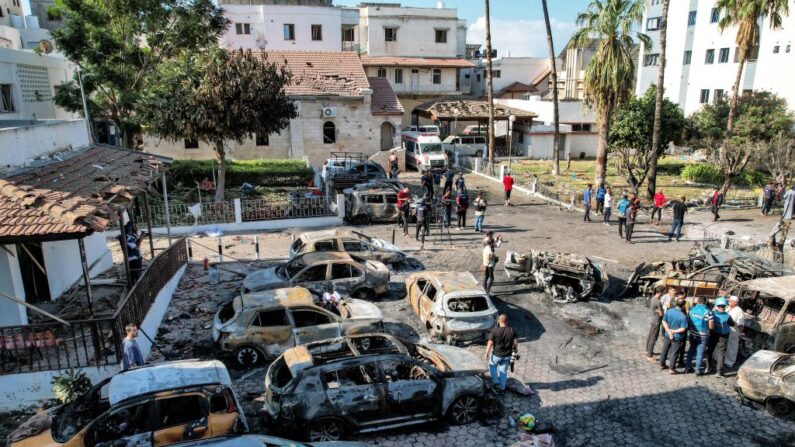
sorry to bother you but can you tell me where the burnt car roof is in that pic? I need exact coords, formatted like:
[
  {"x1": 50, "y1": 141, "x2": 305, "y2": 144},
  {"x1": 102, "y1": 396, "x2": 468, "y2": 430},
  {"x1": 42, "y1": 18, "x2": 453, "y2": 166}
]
[
  {"x1": 300, "y1": 251, "x2": 356, "y2": 263},
  {"x1": 108, "y1": 359, "x2": 231, "y2": 405},
  {"x1": 282, "y1": 334, "x2": 407, "y2": 375},
  {"x1": 407, "y1": 271, "x2": 485, "y2": 295},
  {"x1": 738, "y1": 275, "x2": 795, "y2": 300},
  {"x1": 241, "y1": 287, "x2": 314, "y2": 308}
]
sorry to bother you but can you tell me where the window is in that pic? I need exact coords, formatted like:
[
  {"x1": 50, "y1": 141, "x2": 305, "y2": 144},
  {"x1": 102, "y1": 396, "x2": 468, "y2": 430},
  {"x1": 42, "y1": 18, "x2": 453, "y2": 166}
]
[
  {"x1": 384, "y1": 27, "x2": 397, "y2": 42},
  {"x1": 394, "y1": 68, "x2": 403, "y2": 84},
  {"x1": 710, "y1": 8, "x2": 720, "y2": 23},
  {"x1": 364, "y1": 194, "x2": 384, "y2": 204},
  {"x1": 294, "y1": 265, "x2": 327, "y2": 283},
  {"x1": 435, "y1": 29, "x2": 448, "y2": 43},
  {"x1": 331, "y1": 263, "x2": 362, "y2": 279},
  {"x1": 683, "y1": 50, "x2": 692, "y2": 65},
  {"x1": 699, "y1": 89, "x2": 710, "y2": 104},
  {"x1": 311, "y1": 24, "x2": 323, "y2": 41},
  {"x1": 646, "y1": 17, "x2": 661, "y2": 31},
  {"x1": 235, "y1": 23, "x2": 251, "y2": 35},
  {"x1": 643, "y1": 53, "x2": 660, "y2": 66},
  {"x1": 714, "y1": 89, "x2": 724, "y2": 102},
  {"x1": 343, "y1": 240, "x2": 364, "y2": 252},
  {"x1": 688, "y1": 11, "x2": 697, "y2": 26},
  {"x1": 385, "y1": 195, "x2": 398, "y2": 204},
  {"x1": 735, "y1": 45, "x2": 760, "y2": 62},
  {"x1": 184, "y1": 139, "x2": 199, "y2": 149},
  {"x1": 572, "y1": 123, "x2": 592, "y2": 132},
  {"x1": 773, "y1": 45, "x2": 780, "y2": 54},
  {"x1": 432, "y1": 68, "x2": 442, "y2": 85},
  {"x1": 323, "y1": 121, "x2": 336, "y2": 144},
  {"x1": 0, "y1": 84, "x2": 14, "y2": 112},
  {"x1": 314, "y1": 239, "x2": 339, "y2": 251},
  {"x1": 377, "y1": 67, "x2": 387, "y2": 78},
  {"x1": 705, "y1": 49, "x2": 715, "y2": 64},
  {"x1": 252, "y1": 309, "x2": 289, "y2": 327},
  {"x1": 493, "y1": 70, "x2": 501, "y2": 78},
  {"x1": 381, "y1": 360, "x2": 429, "y2": 382},
  {"x1": 476, "y1": 73, "x2": 481, "y2": 82},
  {"x1": 256, "y1": 133, "x2": 269, "y2": 146},
  {"x1": 322, "y1": 363, "x2": 377, "y2": 389},
  {"x1": 283, "y1": 23, "x2": 295, "y2": 40},
  {"x1": 343, "y1": 27, "x2": 355, "y2": 42},
  {"x1": 719, "y1": 48, "x2": 730, "y2": 63},
  {"x1": 154, "y1": 395, "x2": 206, "y2": 429},
  {"x1": 291, "y1": 309, "x2": 332, "y2": 327},
  {"x1": 89, "y1": 401, "x2": 153, "y2": 445}
]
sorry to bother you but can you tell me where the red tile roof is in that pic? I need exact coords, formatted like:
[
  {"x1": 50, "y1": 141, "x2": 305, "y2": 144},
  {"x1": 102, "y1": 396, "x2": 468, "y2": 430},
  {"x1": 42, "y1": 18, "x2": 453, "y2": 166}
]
[
  {"x1": 360, "y1": 56, "x2": 474, "y2": 68},
  {"x1": 368, "y1": 77, "x2": 404, "y2": 115},
  {"x1": 0, "y1": 146, "x2": 167, "y2": 243},
  {"x1": 496, "y1": 82, "x2": 536, "y2": 96},
  {"x1": 261, "y1": 51, "x2": 372, "y2": 97}
]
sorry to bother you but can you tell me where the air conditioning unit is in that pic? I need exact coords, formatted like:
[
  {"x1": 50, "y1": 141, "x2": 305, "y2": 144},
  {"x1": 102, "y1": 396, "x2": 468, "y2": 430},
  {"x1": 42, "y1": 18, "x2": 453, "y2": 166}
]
[{"x1": 322, "y1": 107, "x2": 337, "y2": 118}]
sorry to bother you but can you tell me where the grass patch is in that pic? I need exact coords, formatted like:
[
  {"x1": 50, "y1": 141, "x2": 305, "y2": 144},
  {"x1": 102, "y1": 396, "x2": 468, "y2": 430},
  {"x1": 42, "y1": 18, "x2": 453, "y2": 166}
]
[{"x1": 169, "y1": 159, "x2": 314, "y2": 189}]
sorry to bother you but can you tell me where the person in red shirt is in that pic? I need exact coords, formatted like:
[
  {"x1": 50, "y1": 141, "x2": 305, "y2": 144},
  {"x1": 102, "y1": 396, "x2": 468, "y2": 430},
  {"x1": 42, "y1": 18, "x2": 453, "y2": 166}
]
[
  {"x1": 711, "y1": 188, "x2": 723, "y2": 221},
  {"x1": 503, "y1": 171, "x2": 514, "y2": 206},
  {"x1": 396, "y1": 187, "x2": 410, "y2": 236},
  {"x1": 650, "y1": 189, "x2": 666, "y2": 225}
]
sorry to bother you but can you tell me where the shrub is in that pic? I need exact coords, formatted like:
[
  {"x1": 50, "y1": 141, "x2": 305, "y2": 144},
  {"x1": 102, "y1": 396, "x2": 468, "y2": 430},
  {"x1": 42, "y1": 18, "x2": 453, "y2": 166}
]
[
  {"x1": 169, "y1": 159, "x2": 314, "y2": 188},
  {"x1": 52, "y1": 368, "x2": 92, "y2": 403},
  {"x1": 680, "y1": 164, "x2": 722, "y2": 185},
  {"x1": 739, "y1": 170, "x2": 766, "y2": 187}
]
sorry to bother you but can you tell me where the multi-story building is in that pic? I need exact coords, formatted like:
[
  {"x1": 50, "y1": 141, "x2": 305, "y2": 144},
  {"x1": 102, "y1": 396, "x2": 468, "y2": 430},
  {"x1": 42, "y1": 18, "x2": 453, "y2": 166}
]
[
  {"x1": 469, "y1": 56, "x2": 554, "y2": 99},
  {"x1": 26, "y1": 0, "x2": 62, "y2": 31},
  {"x1": 0, "y1": 46, "x2": 76, "y2": 121},
  {"x1": 555, "y1": 41, "x2": 598, "y2": 100},
  {"x1": 636, "y1": 0, "x2": 795, "y2": 116},
  {"x1": 1, "y1": 0, "x2": 53, "y2": 51}
]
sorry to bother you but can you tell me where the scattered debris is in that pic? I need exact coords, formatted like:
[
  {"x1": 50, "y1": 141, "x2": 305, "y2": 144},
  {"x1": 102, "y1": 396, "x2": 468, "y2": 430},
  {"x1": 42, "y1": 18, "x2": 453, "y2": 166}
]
[{"x1": 504, "y1": 250, "x2": 608, "y2": 303}]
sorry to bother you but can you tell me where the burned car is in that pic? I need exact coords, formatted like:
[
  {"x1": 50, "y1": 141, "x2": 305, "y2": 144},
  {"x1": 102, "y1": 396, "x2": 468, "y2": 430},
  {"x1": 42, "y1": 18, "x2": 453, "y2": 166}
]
[
  {"x1": 724, "y1": 275, "x2": 795, "y2": 356},
  {"x1": 343, "y1": 185, "x2": 402, "y2": 225},
  {"x1": 262, "y1": 333, "x2": 487, "y2": 442},
  {"x1": 9, "y1": 360, "x2": 247, "y2": 447},
  {"x1": 289, "y1": 229, "x2": 406, "y2": 265},
  {"x1": 405, "y1": 271, "x2": 497, "y2": 344},
  {"x1": 172, "y1": 434, "x2": 369, "y2": 447},
  {"x1": 504, "y1": 250, "x2": 608, "y2": 302},
  {"x1": 736, "y1": 350, "x2": 795, "y2": 418},
  {"x1": 242, "y1": 252, "x2": 389, "y2": 299},
  {"x1": 213, "y1": 287, "x2": 384, "y2": 367}
]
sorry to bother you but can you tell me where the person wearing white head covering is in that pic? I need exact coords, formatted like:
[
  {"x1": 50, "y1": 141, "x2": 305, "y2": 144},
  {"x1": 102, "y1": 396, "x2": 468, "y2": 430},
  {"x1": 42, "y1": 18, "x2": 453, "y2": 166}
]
[{"x1": 725, "y1": 295, "x2": 745, "y2": 368}]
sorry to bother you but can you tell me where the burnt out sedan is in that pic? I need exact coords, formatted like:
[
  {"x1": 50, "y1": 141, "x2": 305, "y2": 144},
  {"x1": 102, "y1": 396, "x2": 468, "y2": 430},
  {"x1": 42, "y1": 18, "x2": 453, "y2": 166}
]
[
  {"x1": 289, "y1": 230, "x2": 406, "y2": 265},
  {"x1": 261, "y1": 334, "x2": 487, "y2": 442}
]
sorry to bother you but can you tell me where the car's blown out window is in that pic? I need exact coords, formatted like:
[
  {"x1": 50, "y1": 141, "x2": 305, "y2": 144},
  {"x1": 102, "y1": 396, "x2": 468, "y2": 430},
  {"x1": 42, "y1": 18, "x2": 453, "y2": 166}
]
[{"x1": 322, "y1": 363, "x2": 377, "y2": 389}]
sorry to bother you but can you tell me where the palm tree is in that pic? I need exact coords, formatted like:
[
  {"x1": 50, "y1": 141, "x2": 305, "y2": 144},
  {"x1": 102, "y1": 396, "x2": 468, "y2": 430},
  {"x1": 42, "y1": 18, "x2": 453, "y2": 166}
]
[
  {"x1": 484, "y1": 0, "x2": 496, "y2": 171},
  {"x1": 647, "y1": 0, "x2": 670, "y2": 198},
  {"x1": 541, "y1": 0, "x2": 561, "y2": 175},
  {"x1": 717, "y1": 0, "x2": 789, "y2": 133},
  {"x1": 570, "y1": 0, "x2": 650, "y2": 185}
]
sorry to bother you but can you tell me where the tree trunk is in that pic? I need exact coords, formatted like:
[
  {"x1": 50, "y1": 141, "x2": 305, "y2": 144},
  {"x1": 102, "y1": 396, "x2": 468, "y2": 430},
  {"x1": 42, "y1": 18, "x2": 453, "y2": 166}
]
[
  {"x1": 647, "y1": 0, "x2": 669, "y2": 199},
  {"x1": 542, "y1": 0, "x2": 560, "y2": 176},
  {"x1": 727, "y1": 54, "x2": 746, "y2": 133},
  {"x1": 595, "y1": 106, "x2": 610, "y2": 185},
  {"x1": 721, "y1": 174, "x2": 734, "y2": 197},
  {"x1": 214, "y1": 141, "x2": 227, "y2": 203},
  {"x1": 484, "y1": 0, "x2": 496, "y2": 170}
]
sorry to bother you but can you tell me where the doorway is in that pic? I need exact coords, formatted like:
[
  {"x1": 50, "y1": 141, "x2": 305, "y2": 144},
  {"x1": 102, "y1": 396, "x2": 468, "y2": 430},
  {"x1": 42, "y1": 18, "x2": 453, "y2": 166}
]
[
  {"x1": 410, "y1": 69, "x2": 419, "y2": 93},
  {"x1": 380, "y1": 122, "x2": 395, "y2": 151},
  {"x1": 16, "y1": 242, "x2": 50, "y2": 302}
]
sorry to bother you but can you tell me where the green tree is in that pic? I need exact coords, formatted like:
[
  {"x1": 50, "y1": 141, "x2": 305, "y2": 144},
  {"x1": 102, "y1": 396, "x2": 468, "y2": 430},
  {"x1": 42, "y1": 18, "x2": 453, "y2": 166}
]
[
  {"x1": 687, "y1": 91, "x2": 794, "y2": 193},
  {"x1": 570, "y1": 0, "x2": 651, "y2": 185},
  {"x1": 139, "y1": 49, "x2": 297, "y2": 203},
  {"x1": 646, "y1": 0, "x2": 670, "y2": 198},
  {"x1": 609, "y1": 85, "x2": 685, "y2": 194},
  {"x1": 50, "y1": 0, "x2": 228, "y2": 148},
  {"x1": 717, "y1": 0, "x2": 789, "y2": 133}
]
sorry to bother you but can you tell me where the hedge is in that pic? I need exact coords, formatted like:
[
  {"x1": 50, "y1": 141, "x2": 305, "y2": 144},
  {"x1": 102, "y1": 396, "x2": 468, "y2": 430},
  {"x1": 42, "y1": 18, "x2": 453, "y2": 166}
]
[
  {"x1": 169, "y1": 159, "x2": 314, "y2": 188},
  {"x1": 680, "y1": 163, "x2": 766, "y2": 187}
]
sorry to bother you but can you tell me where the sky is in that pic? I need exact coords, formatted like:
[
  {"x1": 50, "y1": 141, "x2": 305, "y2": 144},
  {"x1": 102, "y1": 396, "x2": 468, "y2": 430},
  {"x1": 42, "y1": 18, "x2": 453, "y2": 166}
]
[{"x1": 20, "y1": 0, "x2": 590, "y2": 57}]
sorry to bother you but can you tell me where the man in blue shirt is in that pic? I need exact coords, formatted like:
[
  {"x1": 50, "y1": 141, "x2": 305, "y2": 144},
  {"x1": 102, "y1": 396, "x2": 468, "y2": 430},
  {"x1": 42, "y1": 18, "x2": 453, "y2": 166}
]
[
  {"x1": 659, "y1": 295, "x2": 688, "y2": 374},
  {"x1": 122, "y1": 323, "x2": 145, "y2": 371},
  {"x1": 707, "y1": 297, "x2": 734, "y2": 377},
  {"x1": 582, "y1": 184, "x2": 593, "y2": 222},
  {"x1": 595, "y1": 183, "x2": 606, "y2": 215},
  {"x1": 686, "y1": 296, "x2": 712, "y2": 375},
  {"x1": 616, "y1": 193, "x2": 629, "y2": 238}
]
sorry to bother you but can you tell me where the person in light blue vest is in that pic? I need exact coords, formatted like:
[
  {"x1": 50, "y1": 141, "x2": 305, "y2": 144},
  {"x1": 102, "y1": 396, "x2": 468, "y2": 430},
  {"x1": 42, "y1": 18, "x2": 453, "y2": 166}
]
[
  {"x1": 686, "y1": 296, "x2": 712, "y2": 376},
  {"x1": 707, "y1": 297, "x2": 734, "y2": 377}
]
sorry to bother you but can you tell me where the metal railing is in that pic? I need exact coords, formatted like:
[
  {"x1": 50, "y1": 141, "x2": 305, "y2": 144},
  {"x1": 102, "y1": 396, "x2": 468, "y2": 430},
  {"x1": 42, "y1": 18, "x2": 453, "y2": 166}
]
[
  {"x1": 241, "y1": 196, "x2": 334, "y2": 222},
  {"x1": 342, "y1": 42, "x2": 360, "y2": 52}
]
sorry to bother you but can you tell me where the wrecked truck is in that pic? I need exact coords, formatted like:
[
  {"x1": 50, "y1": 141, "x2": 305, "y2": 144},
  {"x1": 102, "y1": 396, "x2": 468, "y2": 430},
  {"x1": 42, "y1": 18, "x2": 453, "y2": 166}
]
[
  {"x1": 9, "y1": 360, "x2": 247, "y2": 447},
  {"x1": 504, "y1": 250, "x2": 608, "y2": 302},
  {"x1": 736, "y1": 350, "x2": 795, "y2": 418},
  {"x1": 405, "y1": 271, "x2": 497, "y2": 344},
  {"x1": 724, "y1": 275, "x2": 795, "y2": 357},
  {"x1": 261, "y1": 333, "x2": 487, "y2": 442}
]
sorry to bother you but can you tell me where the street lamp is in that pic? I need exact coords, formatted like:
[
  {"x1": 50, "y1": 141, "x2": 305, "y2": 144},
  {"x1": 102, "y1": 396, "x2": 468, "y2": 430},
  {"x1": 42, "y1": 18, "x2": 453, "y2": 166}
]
[{"x1": 508, "y1": 114, "x2": 516, "y2": 173}]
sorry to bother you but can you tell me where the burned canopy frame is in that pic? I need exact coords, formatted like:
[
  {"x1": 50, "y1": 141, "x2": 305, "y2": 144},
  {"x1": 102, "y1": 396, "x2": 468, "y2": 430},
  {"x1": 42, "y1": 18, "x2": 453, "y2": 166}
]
[
  {"x1": 0, "y1": 145, "x2": 170, "y2": 316},
  {"x1": 410, "y1": 97, "x2": 536, "y2": 134}
]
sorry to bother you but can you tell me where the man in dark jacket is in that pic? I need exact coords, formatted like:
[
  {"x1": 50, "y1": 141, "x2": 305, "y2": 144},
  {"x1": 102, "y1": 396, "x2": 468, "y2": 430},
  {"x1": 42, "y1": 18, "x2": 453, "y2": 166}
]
[{"x1": 668, "y1": 196, "x2": 688, "y2": 242}]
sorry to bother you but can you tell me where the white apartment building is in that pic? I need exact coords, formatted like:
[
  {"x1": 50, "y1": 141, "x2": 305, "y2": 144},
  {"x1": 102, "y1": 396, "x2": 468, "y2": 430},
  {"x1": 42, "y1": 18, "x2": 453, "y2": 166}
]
[
  {"x1": 0, "y1": 0, "x2": 54, "y2": 51},
  {"x1": 0, "y1": 47, "x2": 76, "y2": 121},
  {"x1": 470, "y1": 56, "x2": 555, "y2": 99},
  {"x1": 636, "y1": 0, "x2": 795, "y2": 116}
]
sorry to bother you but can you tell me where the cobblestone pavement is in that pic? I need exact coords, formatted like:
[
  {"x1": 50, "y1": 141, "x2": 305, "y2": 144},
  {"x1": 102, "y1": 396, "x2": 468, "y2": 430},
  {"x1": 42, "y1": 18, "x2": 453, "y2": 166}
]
[{"x1": 132, "y1": 172, "x2": 794, "y2": 447}]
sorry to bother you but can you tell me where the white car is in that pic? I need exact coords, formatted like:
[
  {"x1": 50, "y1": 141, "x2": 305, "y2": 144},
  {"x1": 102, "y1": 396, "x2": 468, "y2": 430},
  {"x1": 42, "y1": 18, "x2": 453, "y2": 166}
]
[
  {"x1": 289, "y1": 229, "x2": 406, "y2": 264},
  {"x1": 443, "y1": 135, "x2": 487, "y2": 158}
]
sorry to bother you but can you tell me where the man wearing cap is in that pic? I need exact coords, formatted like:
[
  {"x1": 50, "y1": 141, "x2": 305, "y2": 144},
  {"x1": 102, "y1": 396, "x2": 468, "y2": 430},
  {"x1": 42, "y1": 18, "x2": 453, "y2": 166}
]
[
  {"x1": 725, "y1": 296, "x2": 745, "y2": 369},
  {"x1": 707, "y1": 297, "x2": 734, "y2": 377},
  {"x1": 685, "y1": 296, "x2": 712, "y2": 376},
  {"x1": 659, "y1": 295, "x2": 688, "y2": 374}
]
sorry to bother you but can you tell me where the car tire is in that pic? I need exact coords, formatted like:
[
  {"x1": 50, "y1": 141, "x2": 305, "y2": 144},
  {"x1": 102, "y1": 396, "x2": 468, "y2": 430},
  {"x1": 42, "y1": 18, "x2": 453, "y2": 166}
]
[
  {"x1": 307, "y1": 418, "x2": 346, "y2": 442},
  {"x1": 446, "y1": 395, "x2": 480, "y2": 425},
  {"x1": 234, "y1": 346, "x2": 262, "y2": 368},
  {"x1": 355, "y1": 288, "x2": 375, "y2": 300},
  {"x1": 766, "y1": 397, "x2": 794, "y2": 418}
]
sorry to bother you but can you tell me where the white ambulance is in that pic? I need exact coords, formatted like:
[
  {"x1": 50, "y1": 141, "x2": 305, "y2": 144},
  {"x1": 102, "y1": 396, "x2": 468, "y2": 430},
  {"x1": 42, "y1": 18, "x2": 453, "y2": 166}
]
[{"x1": 401, "y1": 130, "x2": 448, "y2": 172}]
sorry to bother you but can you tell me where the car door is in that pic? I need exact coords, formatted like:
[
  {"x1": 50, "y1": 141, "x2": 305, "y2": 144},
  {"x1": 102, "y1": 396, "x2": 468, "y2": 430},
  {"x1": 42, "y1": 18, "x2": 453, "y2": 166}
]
[
  {"x1": 207, "y1": 389, "x2": 240, "y2": 438},
  {"x1": 290, "y1": 264, "x2": 330, "y2": 294},
  {"x1": 407, "y1": 277, "x2": 427, "y2": 315},
  {"x1": 380, "y1": 359, "x2": 437, "y2": 420},
  {"x1": 246, "y1": 307, "x2": 294, "y2": 357},
  {"x1": 329, "y1": 262, "x2": 364, "y2": 294},
  {"x1": 342, "y1": 239, "x2": 367, "y2": 259},
  {"x1": 363, "y1": 194, "x2": 385, "y2": 219},
  {"x1": 289, "y1": 307, "x2": 342, "y2": 345},
  {"x1": 83, "y1": 399, "x2": 154, "y2": 447},
  {"x1": 384, "y1": 193, "x2": 399, "y2": 220},
  {"x1": 773, "y1": 300, "x2": 795, "y2": 353},
  {"x1": 322, "y1": 361, "x2": 385, "y2": 427},
  {"x1": 152, "y1": 394, "x2": 211, "y2": 446}
]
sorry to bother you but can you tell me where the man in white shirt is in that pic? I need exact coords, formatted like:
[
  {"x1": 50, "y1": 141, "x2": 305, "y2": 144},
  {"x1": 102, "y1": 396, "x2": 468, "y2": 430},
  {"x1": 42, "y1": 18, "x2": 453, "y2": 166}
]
[{"x1": 725, "y1": 295, "x2": 745, "y2": 368}]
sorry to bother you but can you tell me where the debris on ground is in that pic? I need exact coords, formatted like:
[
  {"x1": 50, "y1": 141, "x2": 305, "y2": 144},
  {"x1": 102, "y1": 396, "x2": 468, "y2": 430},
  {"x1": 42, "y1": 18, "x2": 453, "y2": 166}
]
[{"x1": 504, "y1": 250, "x2": 608, "y2": 303}]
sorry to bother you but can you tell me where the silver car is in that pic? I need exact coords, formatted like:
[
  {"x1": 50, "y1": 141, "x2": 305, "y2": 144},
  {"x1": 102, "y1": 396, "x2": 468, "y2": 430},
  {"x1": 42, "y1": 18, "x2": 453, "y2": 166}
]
[
  {"x1": 289, "y1": 230, "x2": 406, "y2": 264},
  {"x1": 243, "y1": 252, "x2": 390, "y2": 299}
]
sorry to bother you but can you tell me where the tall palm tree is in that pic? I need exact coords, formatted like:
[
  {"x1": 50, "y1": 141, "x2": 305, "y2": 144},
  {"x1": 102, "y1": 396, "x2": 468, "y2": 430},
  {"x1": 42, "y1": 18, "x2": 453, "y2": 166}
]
[
  {"x1": 570, "y1": 0, "x2": 650, "y2": 185},
  {"x1": 717, "y1": 0, "x2": 789, "y2": 133},
  {"x1": 484, "y1": 0, "x2": 496, "y2": 171},
  {"x1": 541, "y1": 0, "x2": 561, "y2": 175},
  {"x1": 647, "y1": 0, "x2": 670, "y2": 198}
]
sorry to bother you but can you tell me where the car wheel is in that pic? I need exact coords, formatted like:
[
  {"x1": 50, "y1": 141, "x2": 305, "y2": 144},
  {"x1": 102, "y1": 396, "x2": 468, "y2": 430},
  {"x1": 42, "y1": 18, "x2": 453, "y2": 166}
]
[
  {"x1": 766, "y1": 397, "x2": 794, "y2": 417},
  {"x1": 474, "y1": 150, "x2": 482, "y2": 157},
  {"x1": 308, "y1": 419, "x2": 345, "y2": 442},
  {"x1": 355, "y1": 288, "x2": 375, "y2": 300},
  {"x1": 447, "y1": 395, "x2": 480, "y2": 425},
  {"x1": 234, "y1": 346, "x2": 261, "y2": 368}
]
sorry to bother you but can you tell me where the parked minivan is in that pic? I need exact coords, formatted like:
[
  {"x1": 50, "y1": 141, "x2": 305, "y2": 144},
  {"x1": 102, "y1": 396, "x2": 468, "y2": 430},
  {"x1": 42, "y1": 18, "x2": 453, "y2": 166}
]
[
  {"x1": 405, "y1": 125, "x2": 440, "y2": 135},
  {"x1": 442, "y1": 135, "x2": 487, "y2": 158},
  {"x1": 401, "y1": 131, "x2": 448, "y2": 173}
]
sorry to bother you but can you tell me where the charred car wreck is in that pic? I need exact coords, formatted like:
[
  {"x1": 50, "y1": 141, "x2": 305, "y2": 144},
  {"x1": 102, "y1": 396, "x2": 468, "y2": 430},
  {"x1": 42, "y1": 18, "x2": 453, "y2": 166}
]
[
  {"x1": 504, "y1": 250, "x2": 608, "y2": 302},
  {"x1": 736, "y1": 350, "x2": 795, "y2": 418},
  {"x1": 725, "y1": 275, "x2": 795, "y2": 356}
]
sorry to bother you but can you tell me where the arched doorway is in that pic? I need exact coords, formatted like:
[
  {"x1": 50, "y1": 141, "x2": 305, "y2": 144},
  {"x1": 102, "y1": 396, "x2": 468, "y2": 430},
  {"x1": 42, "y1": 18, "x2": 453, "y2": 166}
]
[{"x1": 380, "y1": 121, "x2": 395, "y2": 151}]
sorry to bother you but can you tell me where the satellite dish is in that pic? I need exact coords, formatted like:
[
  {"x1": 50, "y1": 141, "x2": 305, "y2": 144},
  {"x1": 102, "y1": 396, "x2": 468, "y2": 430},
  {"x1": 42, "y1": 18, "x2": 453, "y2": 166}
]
[{"x1": 38, "y1": 40, "x2": 53, "y2": 54}]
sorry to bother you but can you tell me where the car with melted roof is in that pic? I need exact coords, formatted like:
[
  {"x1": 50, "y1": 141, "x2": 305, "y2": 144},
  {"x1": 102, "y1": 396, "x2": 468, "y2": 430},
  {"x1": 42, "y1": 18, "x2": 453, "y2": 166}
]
[
  {"x1": 214, "y1": 287, "x2": 384, "y2": 367},
  {"x1": 261, "y1": 334, "x2": 487, "y2": 442},
  {"x1": 288, "y1": 230, "x2": 405, "y2": 265},
  {"x1": 405, "y1": 271, "x2": 497, "y2": 344},
  {"x1": 9, "y1": 360, "x2": 247, "y2": 447},
  {"x1": 242, "y1": 252, "x2": 389, "y2": 299},
  {"x1": 736, "y1": 350, "x2": 795, "y2": 419}
]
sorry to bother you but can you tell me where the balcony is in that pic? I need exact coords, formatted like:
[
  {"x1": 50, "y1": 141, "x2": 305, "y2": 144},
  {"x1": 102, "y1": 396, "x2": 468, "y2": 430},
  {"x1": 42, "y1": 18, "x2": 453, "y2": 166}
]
[
  {"x1": 391, "y1": 83, "x2": 468, "y2": 95},
  {"x1": 342, "y1": 42, "x2": 360, "y2": 53}
]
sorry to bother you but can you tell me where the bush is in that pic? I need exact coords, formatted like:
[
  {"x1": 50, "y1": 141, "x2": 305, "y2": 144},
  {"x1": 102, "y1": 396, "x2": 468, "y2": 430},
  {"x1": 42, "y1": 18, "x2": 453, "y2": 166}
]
[
  {"x1": 739, "y1": 170, "x2": 766, "y2": 187},
  {"x1": 52, "y1": 368, "x2": 92, "y2": 404},
  {"x1": 169, "y1": 159, "x2": 314, "y2": 188},
  {"x1": 680, "y1": 164, "x2": 722, "y2": 185}
]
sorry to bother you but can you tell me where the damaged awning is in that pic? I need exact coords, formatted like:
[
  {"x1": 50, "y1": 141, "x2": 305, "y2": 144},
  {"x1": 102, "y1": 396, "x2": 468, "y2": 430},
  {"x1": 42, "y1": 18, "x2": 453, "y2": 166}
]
[{"x1": 412, "y1": 97, "x2": 537, "y2": 122}]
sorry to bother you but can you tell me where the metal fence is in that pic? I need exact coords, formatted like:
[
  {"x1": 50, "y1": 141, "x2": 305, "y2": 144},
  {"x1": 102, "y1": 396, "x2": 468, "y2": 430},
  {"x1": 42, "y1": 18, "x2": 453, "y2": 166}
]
[{"x1": 240, "y1": 196, "x2": 334, "y2": 222}]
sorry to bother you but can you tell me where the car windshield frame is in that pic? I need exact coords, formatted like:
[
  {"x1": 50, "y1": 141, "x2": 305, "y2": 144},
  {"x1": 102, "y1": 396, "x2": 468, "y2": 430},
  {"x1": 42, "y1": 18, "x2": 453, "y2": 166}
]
[
  {"x1": 283, "y1": 258, "x2": 307, "y2": 279},
  {"x1": 422, "y1": 143, "x2": 443, "y2": 154},
  {"x1": 51, "y1": 378, "x2": 112, "y2": 442}
]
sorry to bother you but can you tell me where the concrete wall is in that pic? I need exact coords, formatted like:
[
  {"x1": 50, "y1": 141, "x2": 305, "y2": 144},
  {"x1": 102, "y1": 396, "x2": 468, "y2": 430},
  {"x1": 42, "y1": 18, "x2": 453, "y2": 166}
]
[
  {"x1": 41, "y1": 231, "x2": 114, "y2": 301},
  {"x1": 0, "y1": 245, "x2": 28, "y2": 326},
  {"x1": 0, "y1": 47, "x2": 77, "y2": 121},
  {"x1": 220, "y1": 4, "x2": 343, "y2": 51},
  {"x1": 0, "y1": 119, "x2": 90, "y2": 167},
  {"x1": 472, "y1": 57, "x2": 553, "y2": 98},
  {"x1": 359, "y1": 5, "x2": 463, "y2": 58}
]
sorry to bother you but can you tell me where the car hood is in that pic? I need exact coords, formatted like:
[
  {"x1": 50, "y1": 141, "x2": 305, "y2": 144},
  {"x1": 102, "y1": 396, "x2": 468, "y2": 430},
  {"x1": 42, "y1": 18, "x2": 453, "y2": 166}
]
[
  {"x1": 740, "y1": 350, "x2": 785, "y2": 373},
  {"x1": 343, "y1": 299, "x2": 384, "y2": 321},
  {"x1": 422, "y1": 343, "x2": 487, "y2": 374},
  {"x1": 369, "y1": 238, "x2": 404, "y2": 254},
  {"x1": 243, "y1": 267, "x2": 283, "y2": 292}
]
